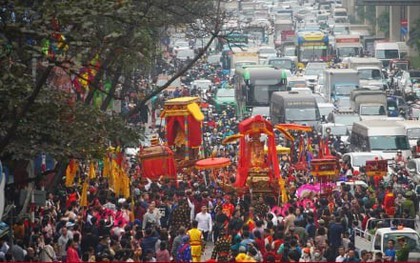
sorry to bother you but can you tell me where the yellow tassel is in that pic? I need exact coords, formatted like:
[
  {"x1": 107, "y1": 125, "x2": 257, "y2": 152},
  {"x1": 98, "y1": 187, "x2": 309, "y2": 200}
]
[
  {"x1": 80, "y1": 181, "x2": 89, "y2": 207},
  {"x1": 65, "y1": 163, "x2": 73, "y2": 187},
  {"x1": 89, "y1": 161, "x2": 96, "y2": 179},
  {"x1": 278, "y1": 177, "x2": 288, "y2": 204},
  {"x1": 123, "y1": 173, "x2": 130, "y2": 199},
  {"x1": 103, "y1": 157, "x2": 109, "y2": 178}
]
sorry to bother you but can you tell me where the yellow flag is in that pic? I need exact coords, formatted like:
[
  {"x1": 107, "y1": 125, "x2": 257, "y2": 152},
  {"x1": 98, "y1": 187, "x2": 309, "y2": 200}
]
[
  {"x1": 80, "y1": 181, "x2": 89, "y2": 207},
  {"x1": 123, "y1": 173, "x2": 130, "y2": 199},
  {"x1": 88, "y1": 162, "x2": 96, "y2": 179},
  {"x1": 109, "y1": 160, "x2": 118, "y2": 191}
]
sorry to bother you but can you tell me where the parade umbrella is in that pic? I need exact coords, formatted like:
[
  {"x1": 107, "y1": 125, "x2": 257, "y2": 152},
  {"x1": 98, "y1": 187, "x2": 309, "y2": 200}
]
[
  {"x1": 296, "y1": 183, "x2": 336, "y2": 198},
  {"x1": 195, "y1": 157, "x2": 231, "y2": 186},
  {"x1": 275, "y1": 123, "x2": 313, "y2": 132},
  {"x1": 296, "y1": 184, "x2": 320, "y2": 198},
  {"x1": 196, "y1": 157, "x2": 231, "y2": 170},
  {"x1": 274, "y1": 126, "x2": 295, "y2": 142},
  {"x1": 264, "y1": 146, "x2": 290, "y2": 154},
  {"x1": 222, "y1": 134, "x2": 243, "y2": 145}
]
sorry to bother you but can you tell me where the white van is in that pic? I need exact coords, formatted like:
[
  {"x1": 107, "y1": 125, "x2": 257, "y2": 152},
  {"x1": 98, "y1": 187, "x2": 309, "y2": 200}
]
[
  {"x1": 342, "y1": 152, "x2": 383, "y2": 172},
  {"x1": 374, "y1": 42, "x2": 400, "y2": 67},
  {"x1": 349, "y1": 120, "x2": 411, "y2": 160},
  {"x1": 396, "y1": 120, "x2": 420, "y2": 147}
]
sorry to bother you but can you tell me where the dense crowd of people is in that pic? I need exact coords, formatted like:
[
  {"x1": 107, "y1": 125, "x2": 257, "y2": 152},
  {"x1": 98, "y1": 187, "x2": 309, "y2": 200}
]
[{"x1": 2, "y1": 47, "x2": 419, "y2": 263}]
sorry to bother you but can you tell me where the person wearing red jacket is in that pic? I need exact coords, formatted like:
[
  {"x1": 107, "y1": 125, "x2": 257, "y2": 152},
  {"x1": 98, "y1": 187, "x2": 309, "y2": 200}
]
[
  {"x1": 222, "y1": 196, "x2": 234, "y2": 219},
  {"x1": 66, "y1": 239, "x2": 81, "y2": 262},
  {"x1": 383, "y1": 186, "x2": 396, "y2": 217}
]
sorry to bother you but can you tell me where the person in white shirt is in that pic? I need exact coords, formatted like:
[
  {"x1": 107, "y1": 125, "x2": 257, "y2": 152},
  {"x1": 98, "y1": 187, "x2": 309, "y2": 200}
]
[
  {"x1": 195, "y1": 206, "x2": 212, "y2": 241},
  {"x1": 0, "y1": 239, "x2": 9, "y2": 261},
  {"x1": 57, "y1": 227, "x2": 73, "y2": 261},
  {"x1": 142, "y1": 203, "x2": 161, "y2": 230},
  {"x1": 335, "y1": 246, "x2": 347, "y2": 262}
]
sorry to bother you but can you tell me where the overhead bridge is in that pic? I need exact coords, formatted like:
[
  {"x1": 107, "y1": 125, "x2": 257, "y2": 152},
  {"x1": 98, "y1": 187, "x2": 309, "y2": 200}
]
[{"x1": 356, "y1": 0, "x2": 420, "y2": 5}]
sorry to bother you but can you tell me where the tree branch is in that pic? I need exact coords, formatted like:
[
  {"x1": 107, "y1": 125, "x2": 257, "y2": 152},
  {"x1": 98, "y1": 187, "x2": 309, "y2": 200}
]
[{"x1": 126, "y1": 1, "x2": 223, "y2": 117}]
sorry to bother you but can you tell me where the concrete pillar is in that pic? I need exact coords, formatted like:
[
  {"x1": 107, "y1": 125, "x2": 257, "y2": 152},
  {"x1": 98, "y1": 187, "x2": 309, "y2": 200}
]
[
  {"x1": 390, "y1": 5, "x2": 401, "y2": 41},
  {"x1": 408, "y1": 6, "x2": 420, "y2": 57},
  {"x1": 376, "y1": 6, "x2": 386, "y2": 37},
  {"x1": 364, "y1": 6, "x2": 369, "y2": 26}
]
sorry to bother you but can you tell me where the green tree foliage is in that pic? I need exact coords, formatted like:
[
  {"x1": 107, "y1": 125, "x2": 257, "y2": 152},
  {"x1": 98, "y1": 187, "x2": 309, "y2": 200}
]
[
  {"x1": 0, "y1": 0, "x2": 220, "y2": 161},
  {"x1": 356, "y1": 5, "x2": 365, "y2": 24},
  {"x1": 408, "y1": 18, "x2": 420, "y2": 52},
  {"x1": 377, "y1": 11, "x2": 390, "y2": 38},
  {"x1": 365, "y1": 6, "x2": 376, "y2": 30},
  {"x1": 0, "y1": 68, "x2": 140, "y2": 160}
]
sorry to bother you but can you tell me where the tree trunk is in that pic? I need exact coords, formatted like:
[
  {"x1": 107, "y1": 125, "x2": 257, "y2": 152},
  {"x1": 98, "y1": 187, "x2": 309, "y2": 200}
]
[
  {"x1": 0, "y1": 65, "x2": 53, "y2": 155},
  {"x1": 17, "y1": 182, "x2": 34, "y2": 219}
]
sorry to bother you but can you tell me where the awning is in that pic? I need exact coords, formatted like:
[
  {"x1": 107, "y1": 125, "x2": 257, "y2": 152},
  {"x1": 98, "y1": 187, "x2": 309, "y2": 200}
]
[{"x1": 187, "y1": 103, "x2": 204, "y2": 121}]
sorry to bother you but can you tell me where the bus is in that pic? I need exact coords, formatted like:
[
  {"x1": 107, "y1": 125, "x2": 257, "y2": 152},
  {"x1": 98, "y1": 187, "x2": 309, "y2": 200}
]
[
  {"x1": 296, "y1": 31, "x2": 329, "y2": 64},
  {"x1": 234, "y1": 65, "x2": 288, "y2": 119}
]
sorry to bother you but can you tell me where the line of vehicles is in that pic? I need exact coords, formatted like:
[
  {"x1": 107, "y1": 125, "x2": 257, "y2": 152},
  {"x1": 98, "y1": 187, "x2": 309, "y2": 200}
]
[
  {"x1": 209, "y1": 1, "x2": 420, "y2": 259},
  {"x1": 161, "y1": 0, "x2": 420, "y2": 258}
]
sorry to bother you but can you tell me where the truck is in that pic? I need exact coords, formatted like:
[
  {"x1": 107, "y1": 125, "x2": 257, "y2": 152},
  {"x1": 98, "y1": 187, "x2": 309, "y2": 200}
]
[
  {"x1": 350, "y1": 89, "x2": 387, "y2": 120},
  {"x1": 334, "y1": 35, "x2": 363, "y2": 60},
  {"x1": 345, "y1": 58, "x2": 388, "y2": 90},
  {"x1": 346, "y1": 57, "x2": 383, "y2": 70},
  {"x1": 356, "y1": 66, "x2": 388, "y2": 90},
  {"x1": 273, "y1": 19, "x2": 294, "y2": 48},
  {"x1": 348, "y1": 24, "x2": 370, "y2": 38},
  {"x1": 355, "y1": 218, "x2": 420, "y2": 262},
  {"x1": 361, "y1": 36, "x2": 385, "y2": 56},
  {"x1": 322, "y1": 69, "x2": 360, "y2": 110},
  {"x1": 230, "y1": 48, "x2": 259, "y2": 75}
]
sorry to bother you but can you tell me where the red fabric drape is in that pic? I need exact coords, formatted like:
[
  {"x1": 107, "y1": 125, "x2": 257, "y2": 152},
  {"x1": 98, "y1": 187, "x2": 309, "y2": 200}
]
[
  {"x1": 166, "y1": 116, "x2": 202, "y2": 147},
  {"x1": 235, "y1": 136, "x2": 248, "y2": 187},
  {"x1": 187, "y1": 115, "x2": 202, "y2": 147},
  {"x1": 268, "y1": 134, "x2": 280, "y2": 179},
  {"x1": 141, "y1": 156, "x2": 176, "y2": 180}
]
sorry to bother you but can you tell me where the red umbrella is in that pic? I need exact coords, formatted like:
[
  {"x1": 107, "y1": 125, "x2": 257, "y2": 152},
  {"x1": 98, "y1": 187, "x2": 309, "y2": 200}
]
[
  {"x1": 195, "y1": 157, "x2": 231, "y2": 186},
  {"x1": 195, "y1": 157, "x2": 231, "y2": 170}
]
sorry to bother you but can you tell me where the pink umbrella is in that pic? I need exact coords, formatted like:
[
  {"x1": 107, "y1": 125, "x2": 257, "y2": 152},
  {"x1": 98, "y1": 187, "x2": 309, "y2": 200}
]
[
  {"x1": 271, "y1": 206, "x2": 282, "y2": 216},
  {"x1": 297, "y1": 182, "x2": 336, "y2": 198},
  {"x1": 296, "y1": 184, "x2": 319, "y2": 198}
]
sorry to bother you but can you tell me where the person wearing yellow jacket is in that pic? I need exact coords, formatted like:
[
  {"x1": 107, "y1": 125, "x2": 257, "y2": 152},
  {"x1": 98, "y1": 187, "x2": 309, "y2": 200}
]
[
  {"x1": 187, "y1": 220, "x2": 203, "y2": 262},
  {"x1": 235, "y1": 246, "x2": 256, "y2": 262}
]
